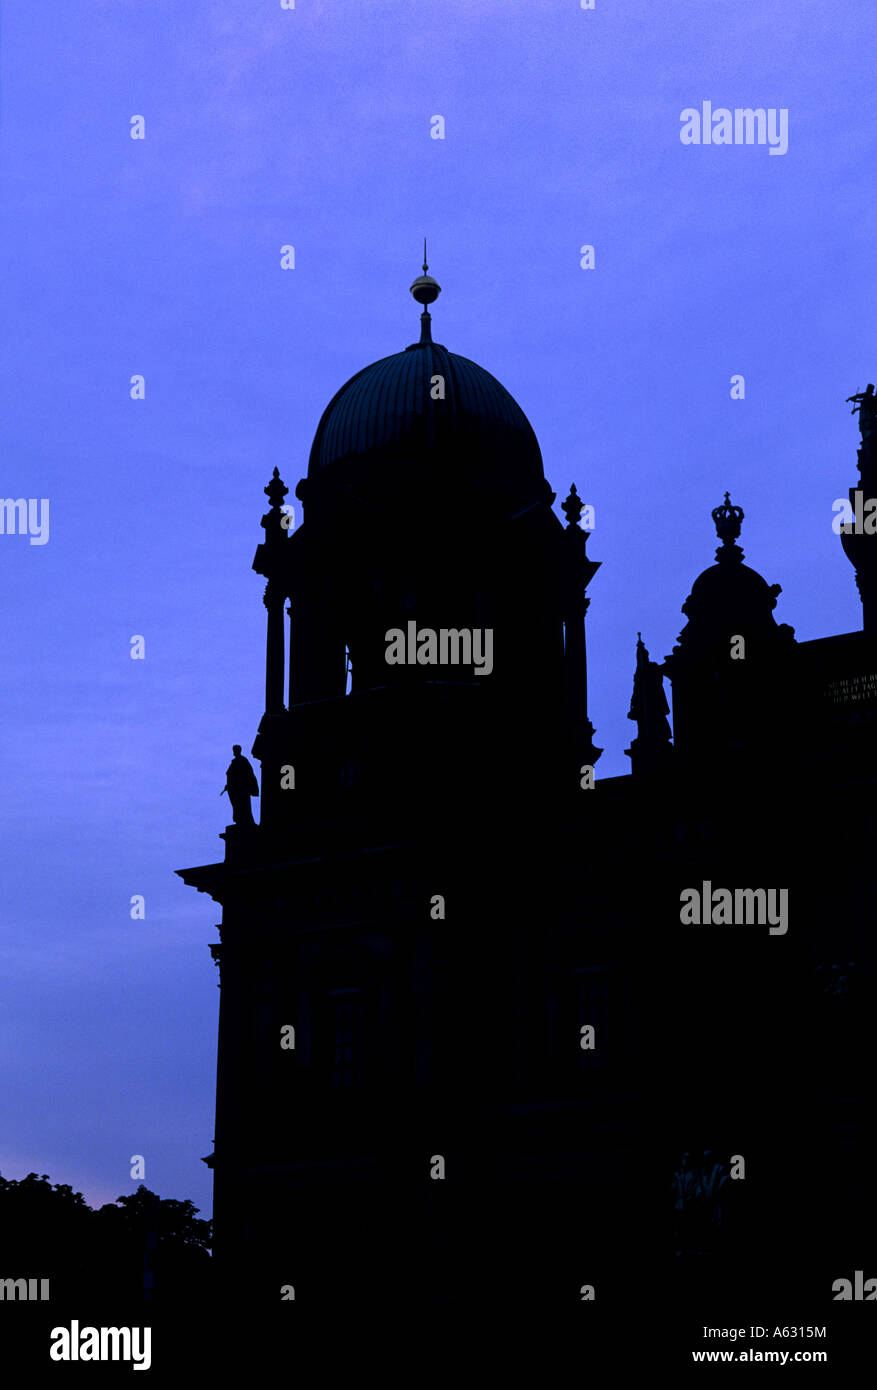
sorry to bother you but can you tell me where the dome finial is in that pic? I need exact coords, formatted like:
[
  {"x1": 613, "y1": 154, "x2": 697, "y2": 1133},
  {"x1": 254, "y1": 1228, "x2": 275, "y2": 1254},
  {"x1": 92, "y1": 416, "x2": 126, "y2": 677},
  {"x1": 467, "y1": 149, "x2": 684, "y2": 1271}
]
[
  {"x1": 410, "y1": 242, "x2": 441, "y2": 345},
  {"x1": 711, "y1": 490, "x2": 745, "y2": 564},
  {"x1": 561, "y1": 482, "x2": 584, "y2": 528}
]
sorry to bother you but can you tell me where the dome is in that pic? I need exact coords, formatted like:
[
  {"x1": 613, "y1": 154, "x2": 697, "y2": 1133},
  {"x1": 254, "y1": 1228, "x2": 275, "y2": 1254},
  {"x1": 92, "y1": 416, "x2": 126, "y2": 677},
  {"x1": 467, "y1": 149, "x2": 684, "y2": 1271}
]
[
  {"x1": 306, "y1": 338, "x2": 547, "y2": 512},
  {"x1": 667, "y1": 494, "x2": 795, "y2": 665},
  {"x1": 685, "y1": 561, "x2": 780, "y2": 620}
]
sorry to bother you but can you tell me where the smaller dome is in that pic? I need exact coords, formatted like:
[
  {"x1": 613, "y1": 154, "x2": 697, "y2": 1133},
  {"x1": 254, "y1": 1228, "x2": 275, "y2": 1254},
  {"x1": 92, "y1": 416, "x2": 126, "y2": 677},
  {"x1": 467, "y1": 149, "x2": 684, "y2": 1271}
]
[
  {"x1": 685, "y1": 561, "x2": 780, "y2": 622},
  {"x1": 667, "y1": 494, "x2": 795, "y2": 664}
]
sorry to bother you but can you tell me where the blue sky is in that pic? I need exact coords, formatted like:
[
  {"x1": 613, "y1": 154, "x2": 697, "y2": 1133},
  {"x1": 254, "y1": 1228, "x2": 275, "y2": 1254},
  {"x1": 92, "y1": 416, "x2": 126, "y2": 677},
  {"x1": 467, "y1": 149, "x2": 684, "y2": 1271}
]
[{"x1": 0, "y1": 0, "x2": 874, "y2": 1217}]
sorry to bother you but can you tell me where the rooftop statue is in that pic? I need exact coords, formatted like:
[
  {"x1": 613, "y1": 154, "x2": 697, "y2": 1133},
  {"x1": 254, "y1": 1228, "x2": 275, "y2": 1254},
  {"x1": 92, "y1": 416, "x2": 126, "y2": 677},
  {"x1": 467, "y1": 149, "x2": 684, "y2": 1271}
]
[
  {"x1": 847, "y1": 382, "x2": 877, "y2": 441},
  {"x1": 221, "y1": 745, "x2": 259, "y2": 826}
]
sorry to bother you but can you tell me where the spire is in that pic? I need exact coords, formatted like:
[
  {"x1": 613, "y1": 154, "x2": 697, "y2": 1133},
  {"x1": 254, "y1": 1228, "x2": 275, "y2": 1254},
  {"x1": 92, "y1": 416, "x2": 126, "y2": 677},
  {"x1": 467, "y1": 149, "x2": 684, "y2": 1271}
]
[
  {"x1": 711, "y1": 491, "x2": 744, "y2": 564},
  {"x1": 561, "y1": 483, "x2": 585, "y2": 528},
  {"x1": 264, "y1": 466, "x2": 288, "y2": 512},
  {"x1": 252, "y1": 469, "x2": 290, "y2": 722},
  {"x1": 253, "y1": 467, "x2": 291, "y2": 589},
  {"x1": 561, "y1": 479, "x2": 602, "y2": 767},
  {"x1": 259, "y1": 467, "x2": 290, "y2": 549},
  {"x1": 409, "y1": 240, "x2": 441, "y2": 345}
]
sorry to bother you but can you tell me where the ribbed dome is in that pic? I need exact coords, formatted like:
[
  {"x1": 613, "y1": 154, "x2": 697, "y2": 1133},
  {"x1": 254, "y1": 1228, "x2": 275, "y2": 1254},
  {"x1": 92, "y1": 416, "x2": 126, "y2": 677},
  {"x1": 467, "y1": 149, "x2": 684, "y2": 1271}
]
[{"x1": 307, "y1": 339, "x2": 546, "y2": 507}]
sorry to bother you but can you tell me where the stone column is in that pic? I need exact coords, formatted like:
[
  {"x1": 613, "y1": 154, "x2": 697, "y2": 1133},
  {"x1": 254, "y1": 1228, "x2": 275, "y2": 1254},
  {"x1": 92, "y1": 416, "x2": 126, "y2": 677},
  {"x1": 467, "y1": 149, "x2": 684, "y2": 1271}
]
[{"x1": 264, "y1": 581, "x2": 286, "y2": 715}]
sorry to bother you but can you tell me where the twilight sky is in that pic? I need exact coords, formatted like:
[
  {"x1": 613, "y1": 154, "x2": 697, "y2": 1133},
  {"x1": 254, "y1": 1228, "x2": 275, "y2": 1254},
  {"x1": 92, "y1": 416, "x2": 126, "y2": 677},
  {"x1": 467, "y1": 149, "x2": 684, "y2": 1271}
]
[{"x1": 0, "y1": 0, "x2": 874, "y2": 1218}]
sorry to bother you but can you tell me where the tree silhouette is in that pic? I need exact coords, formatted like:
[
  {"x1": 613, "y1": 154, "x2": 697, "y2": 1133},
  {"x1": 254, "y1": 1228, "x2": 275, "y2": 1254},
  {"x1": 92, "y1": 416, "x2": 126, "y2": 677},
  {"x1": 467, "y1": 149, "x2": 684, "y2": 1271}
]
[{"x1": 0, "y1": 1171, "x2": 212, "y2": 1305}]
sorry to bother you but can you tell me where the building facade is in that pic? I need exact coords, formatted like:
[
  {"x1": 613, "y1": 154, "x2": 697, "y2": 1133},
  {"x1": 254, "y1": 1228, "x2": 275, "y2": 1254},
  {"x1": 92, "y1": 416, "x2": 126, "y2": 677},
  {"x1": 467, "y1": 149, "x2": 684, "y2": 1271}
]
[{"x1": 179, "y1": 271, "x2": 877, "y2": 1322}]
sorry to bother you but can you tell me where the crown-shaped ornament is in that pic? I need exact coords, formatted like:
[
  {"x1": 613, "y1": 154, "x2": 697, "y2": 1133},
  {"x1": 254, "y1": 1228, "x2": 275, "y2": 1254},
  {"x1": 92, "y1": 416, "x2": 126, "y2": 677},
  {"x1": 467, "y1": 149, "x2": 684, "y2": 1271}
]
[
  {"x1": 711, "y1": 491, "x2": 744, "y2": 562},
  {"x1": 712, "y1": 490, "x2": 743, "y2": 542}
]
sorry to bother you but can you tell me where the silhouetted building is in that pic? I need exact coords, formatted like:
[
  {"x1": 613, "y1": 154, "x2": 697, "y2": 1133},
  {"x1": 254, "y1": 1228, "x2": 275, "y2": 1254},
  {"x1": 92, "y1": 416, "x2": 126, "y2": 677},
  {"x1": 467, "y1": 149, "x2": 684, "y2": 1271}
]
[{"x1": 179, "y1": 266, "x2": 877, "y2": 1323}]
